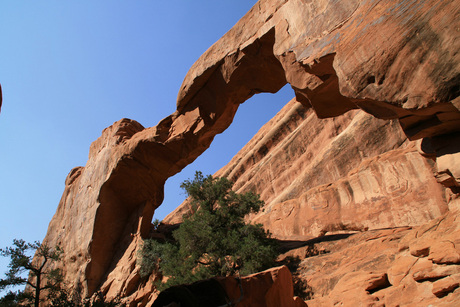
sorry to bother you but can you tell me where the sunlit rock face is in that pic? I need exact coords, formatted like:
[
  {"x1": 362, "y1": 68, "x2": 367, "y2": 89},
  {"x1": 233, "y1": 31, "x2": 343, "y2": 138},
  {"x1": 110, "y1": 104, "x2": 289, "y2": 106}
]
[
  {"x1": 166, "y1": 99, "x2": 449, "y2": 238},
  {"x1": 152, "y1": 266, "x2": 307, "y2": 307},
  {"x1": 37, "y1": 0, "x2": 459, "y2": 304},
  {"x1": 217, "y1": 101, "x2": 448, "y2": 240},
  {"x1": 279, "y1": 203, "x2": 460, "y2": 306},
  {"x1": 178, "y1": 0, "x2": 460, "y2": 139}
]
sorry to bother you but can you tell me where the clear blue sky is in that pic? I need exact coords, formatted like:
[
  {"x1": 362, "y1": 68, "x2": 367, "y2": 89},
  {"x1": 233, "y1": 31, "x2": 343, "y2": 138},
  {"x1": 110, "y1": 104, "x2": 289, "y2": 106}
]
[{"x1": 0, "y1": 1, "x2": 294, "y2": 283}]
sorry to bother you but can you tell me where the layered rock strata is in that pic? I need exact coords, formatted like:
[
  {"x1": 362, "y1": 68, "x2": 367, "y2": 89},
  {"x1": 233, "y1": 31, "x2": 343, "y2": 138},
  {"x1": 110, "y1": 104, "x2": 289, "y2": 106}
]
[
  {"x1": 166, "y1": 99, "x2": 448, "y2": 240},
  {"x1": 37, "y1": 0, "x2": 459, "y2": 304},
  {"x1": 280, "y1": 200, "x2": 460, "y2": 306}
]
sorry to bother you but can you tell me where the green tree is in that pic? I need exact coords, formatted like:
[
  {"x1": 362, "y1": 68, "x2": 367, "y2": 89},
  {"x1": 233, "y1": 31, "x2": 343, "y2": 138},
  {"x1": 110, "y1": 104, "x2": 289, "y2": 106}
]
[
  {"x1": 0, "y1": 290, "x2": 32, "y2": 306},
  {"x1": 139, "y1": 171, "x2": 278, "y2": 289},
  {"x1": 0, "y1": 239, "x2": 63, "y2": 307}
]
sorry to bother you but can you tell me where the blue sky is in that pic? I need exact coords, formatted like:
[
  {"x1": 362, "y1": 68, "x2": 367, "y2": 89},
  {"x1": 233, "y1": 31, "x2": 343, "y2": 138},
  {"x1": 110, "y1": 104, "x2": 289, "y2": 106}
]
[{"x1": 0, "y1": 1, "x2": 294, "y2": 284}]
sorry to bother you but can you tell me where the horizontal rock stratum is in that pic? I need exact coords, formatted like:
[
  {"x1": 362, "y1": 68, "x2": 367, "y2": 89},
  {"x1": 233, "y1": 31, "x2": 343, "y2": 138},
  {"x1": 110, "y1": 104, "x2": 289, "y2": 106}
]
[{"x1": 36, "y1": 0, "x2": 459, "y2": 305}]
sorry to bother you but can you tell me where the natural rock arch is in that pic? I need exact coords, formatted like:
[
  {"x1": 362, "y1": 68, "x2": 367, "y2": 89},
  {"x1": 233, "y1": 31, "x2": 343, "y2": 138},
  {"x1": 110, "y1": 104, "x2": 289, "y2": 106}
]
[{"x1": 39, "y1": 0, "x2": 459, "y2": 299}]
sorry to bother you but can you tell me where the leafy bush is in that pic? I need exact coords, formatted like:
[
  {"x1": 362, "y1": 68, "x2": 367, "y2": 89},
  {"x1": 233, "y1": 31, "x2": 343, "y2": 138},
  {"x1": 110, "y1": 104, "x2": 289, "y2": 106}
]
[{"x1": 139, "y1": 171, "x2": 278, "y2": 289}]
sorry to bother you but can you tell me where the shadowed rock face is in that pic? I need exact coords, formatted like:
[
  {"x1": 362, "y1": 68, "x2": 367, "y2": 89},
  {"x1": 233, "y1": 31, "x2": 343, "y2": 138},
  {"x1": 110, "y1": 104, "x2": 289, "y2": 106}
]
[{"x1": 38, "y1": 0, "x2": 459, "y2": 303}]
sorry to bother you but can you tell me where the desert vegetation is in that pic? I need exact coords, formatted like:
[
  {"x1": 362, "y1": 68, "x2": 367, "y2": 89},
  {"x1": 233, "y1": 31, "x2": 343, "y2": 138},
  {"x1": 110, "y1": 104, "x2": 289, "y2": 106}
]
[
  {"x1": 0, "y1": 240, "x2": 124, "y2": 306},
  {"x1": 0, "y1": 239, "x2": 63, "y2": 306},
  {"x1": 138, "y1": 171, "x2": 279, "y2": 290}
]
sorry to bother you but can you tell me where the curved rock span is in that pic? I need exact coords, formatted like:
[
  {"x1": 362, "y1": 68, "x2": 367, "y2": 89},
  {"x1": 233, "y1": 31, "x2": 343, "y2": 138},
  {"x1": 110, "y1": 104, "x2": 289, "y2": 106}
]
[{"x1": 38, "y1": 0, "x2": 459, "y2": 304}]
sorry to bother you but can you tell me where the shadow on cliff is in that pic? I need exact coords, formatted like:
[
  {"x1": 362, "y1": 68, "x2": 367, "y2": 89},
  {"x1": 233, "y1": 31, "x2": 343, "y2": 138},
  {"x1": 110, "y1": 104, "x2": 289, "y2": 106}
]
[
  {"x1": 420, "y1": 132, "x2": 460, "y2": 194},
  {"x1": 151, "y1": 222, "x2": 354, "y2": 254},
  {"x1": 277, "y1": 233, "x2": 354, "y2": 254}
]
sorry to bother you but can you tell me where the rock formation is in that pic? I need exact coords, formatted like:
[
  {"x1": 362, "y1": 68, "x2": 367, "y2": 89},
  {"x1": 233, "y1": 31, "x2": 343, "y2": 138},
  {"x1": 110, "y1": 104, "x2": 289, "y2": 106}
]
[
  {"x1": 36, "y1": 0, "x2": 459, "y2": 305},
  {"x1": 152, "y1": 266, "x2": 306, "y2": 307},
  {"x1": 279, "y1": 200, "x2": 460, "y2": 305},
  {"x1": 166, "y1": 100, "x2": 449, "y2": 239},
  {"x1": 218, "y1": 265, "x2": 306, "y2": 307}
]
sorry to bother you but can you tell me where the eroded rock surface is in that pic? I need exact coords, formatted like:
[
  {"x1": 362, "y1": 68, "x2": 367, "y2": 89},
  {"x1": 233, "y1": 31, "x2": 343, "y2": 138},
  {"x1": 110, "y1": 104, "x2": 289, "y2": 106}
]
[
  {"x1": 218, "y1": 265, "x2": 306, "y2": 307},
  {"x1": 167, "y1": 99, "x2": 448, "y2": 239},
  {"x1": 149, "y1": 266, "x2": 305, "y2": 307},
  {"x1": 179, "y1": 0, "x2": 460, "y2": 139},
  {"x1": 37, "y1": 0, "x2": 459, "y2": 304},
  {"x1": 285, "y1": 202, "x2": 460, "y2": 306}
]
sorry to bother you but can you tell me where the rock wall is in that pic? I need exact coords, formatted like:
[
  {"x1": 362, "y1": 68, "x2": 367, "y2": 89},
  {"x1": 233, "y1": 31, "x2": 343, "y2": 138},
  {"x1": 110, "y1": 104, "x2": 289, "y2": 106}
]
[
  {"x1": 36, "y1": 0, "x2": 459, "y2": 304},
  {"x1": 220, "y1": 101, "x2": 449, "y2": 239},
  {"x1": 280, "y1": 199, "x2": 460, "y2": 305},
  {"x1": 166, "y1": 100, "x2": 449, "y2": 239}
]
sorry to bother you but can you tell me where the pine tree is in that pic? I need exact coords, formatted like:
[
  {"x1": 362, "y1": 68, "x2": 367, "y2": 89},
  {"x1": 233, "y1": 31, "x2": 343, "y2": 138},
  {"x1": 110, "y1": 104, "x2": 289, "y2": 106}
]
[
  {"x1": 139, "y1": 171, "x2": 278, "y2": 289},
  {"x1": 0, "y1": 239, "x2": 62, "y2": 307}
]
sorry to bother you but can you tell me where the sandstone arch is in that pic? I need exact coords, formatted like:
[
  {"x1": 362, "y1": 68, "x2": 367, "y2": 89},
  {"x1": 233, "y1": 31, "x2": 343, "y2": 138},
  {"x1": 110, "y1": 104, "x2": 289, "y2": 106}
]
[{"x1": 39, "y1": 0, "x2": 459, "y2": 299}]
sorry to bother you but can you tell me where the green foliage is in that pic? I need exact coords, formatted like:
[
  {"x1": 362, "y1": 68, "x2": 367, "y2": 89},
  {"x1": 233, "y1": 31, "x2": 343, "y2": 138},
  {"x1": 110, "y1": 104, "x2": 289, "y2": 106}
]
[
  {"x1": 48, "y1": 286, "x2": 79, "y2": 307},
  {"x1": 47, "y1": 287, "x2": 125, "y2": 307},
  {"x1": 139, "y1": 171, "x2": 278, "y2": 290},
  {"x1": 1, "y1": 240, "x2": 125, "y2": 306},
  {"x1": 138, "y1": 239, "x2": 163, "y2": 278},
  {"x1": 0, "y1": 239, "x2": 63, "y2": 306},
  {"x1": 151, "y1": 218, "x2": 161, "y2": 231},
  {"x1": 0, "y1": 290, "x2": 32, "y2": 306},
  {"x1": 83, "y1": 291, "x2": 126, "y2": 307}
]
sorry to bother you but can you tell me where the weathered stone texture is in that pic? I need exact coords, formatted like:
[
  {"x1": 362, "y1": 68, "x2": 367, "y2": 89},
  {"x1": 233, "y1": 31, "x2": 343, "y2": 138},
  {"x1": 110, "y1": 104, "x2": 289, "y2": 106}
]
[
  {"x1": 168, "y1": 99, "x2": 448, "y2": 239},
  {"x1": 218, "y1": 266, "x2": 306, "y2": 307},
  {"x1": 36, "y1": 0, "x2": 459, "y2": 305},
  {"x1": 289, "y1": 207, "x2": 460, "y2": 306}
]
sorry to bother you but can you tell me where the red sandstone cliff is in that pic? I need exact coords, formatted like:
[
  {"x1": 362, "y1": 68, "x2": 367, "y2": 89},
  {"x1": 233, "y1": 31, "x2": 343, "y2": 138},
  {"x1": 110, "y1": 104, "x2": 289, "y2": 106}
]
[
  {"x1": 35, "y1": 0, "x2": 459, "y2": 305},
  {"x1": 164, "y1": 98, "x2": 458, "y2": 305},
  {"x1": 165, "y1": 100, "x2": 449, "y2": 240}
]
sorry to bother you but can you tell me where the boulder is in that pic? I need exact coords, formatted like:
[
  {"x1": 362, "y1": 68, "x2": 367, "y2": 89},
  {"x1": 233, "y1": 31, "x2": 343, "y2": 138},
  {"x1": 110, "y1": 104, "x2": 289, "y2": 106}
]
[
  {"x1": 219, "y1": 266, "x2": 306, "y2": 307},
  {"x1": 147, "y1": 266, "x2": 305, "y2": 307}
]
